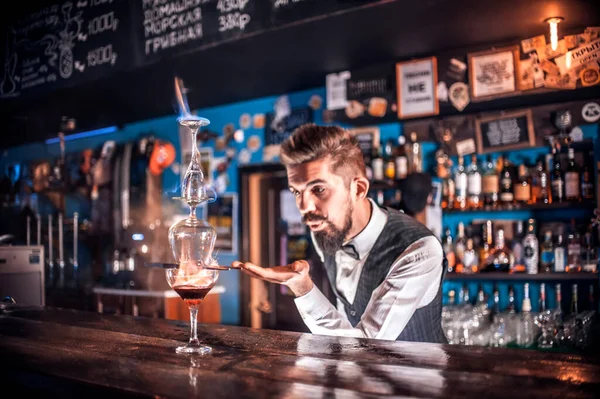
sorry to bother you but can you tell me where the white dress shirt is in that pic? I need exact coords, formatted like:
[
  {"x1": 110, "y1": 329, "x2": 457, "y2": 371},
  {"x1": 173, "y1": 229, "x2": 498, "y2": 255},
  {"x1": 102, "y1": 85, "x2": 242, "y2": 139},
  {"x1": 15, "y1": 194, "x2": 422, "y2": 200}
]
[{"x1": 294, "y1": 199, "x2": 444, "y2": 341}]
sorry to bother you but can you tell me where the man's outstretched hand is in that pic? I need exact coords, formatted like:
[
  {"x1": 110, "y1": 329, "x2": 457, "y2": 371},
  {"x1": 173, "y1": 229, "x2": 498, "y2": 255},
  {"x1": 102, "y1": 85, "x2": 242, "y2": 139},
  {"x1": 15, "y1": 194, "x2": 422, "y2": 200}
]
[{"x1": 231, "y1": 260, "x2": 314, "y2": 297}]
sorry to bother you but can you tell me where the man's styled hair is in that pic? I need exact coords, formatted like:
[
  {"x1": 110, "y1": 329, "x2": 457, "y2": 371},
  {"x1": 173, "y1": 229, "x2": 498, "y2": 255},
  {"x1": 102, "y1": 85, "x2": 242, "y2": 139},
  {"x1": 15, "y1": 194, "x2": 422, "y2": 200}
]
[{"x1": 280, "y1": 124, "x2": 366, "y2": 178}]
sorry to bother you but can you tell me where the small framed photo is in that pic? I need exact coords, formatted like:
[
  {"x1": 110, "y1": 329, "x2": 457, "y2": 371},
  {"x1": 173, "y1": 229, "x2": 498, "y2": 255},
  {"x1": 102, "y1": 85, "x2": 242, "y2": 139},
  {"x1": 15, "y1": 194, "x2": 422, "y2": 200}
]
[
  {"x1": 468, "y1": 46, "x2": 521, "y2": 99},
  {"x1": 348, "y1": 126, "x2": 380, "y2": 158},
  {"x1": 396, "y1": 56, "x2": 439, "y2": 119}
]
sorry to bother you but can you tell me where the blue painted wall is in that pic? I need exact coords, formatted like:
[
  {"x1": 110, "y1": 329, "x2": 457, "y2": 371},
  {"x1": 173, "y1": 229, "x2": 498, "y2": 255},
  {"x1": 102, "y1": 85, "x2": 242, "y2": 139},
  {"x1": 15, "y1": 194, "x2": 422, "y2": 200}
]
[{"x1": 2, "y1": 86, "x2": 598, "y2": 323}]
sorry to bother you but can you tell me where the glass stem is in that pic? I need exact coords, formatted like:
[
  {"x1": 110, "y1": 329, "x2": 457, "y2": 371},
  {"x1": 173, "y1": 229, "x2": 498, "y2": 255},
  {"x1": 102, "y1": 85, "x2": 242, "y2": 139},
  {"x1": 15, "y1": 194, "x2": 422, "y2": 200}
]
[
  {"x1": 190, "y1": 128, "x2": 200, "y2": 167},
  {"x1": 189, "y1": 305, "x2": 199, "y2": 345}
]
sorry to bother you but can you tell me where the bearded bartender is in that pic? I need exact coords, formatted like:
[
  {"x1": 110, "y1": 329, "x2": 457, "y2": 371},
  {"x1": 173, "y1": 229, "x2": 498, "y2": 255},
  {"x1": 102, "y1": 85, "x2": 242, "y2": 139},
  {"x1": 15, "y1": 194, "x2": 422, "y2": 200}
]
[{"x1": 233, "y1": 124, "x2": 447, "y2": 343}]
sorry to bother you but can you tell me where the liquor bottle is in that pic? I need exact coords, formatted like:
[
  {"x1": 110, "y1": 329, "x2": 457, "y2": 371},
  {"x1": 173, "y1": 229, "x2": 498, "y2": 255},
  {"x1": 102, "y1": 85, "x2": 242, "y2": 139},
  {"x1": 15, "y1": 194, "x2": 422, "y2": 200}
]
[
  {"x1": 499, "y1": 157, "x2": 514, "y2": 207},
  {"x1": 364, "y1": 151, "x2": 373, "y2": 181},
  {"x1": 540, "y1": 230, "x2": 554, "y2": 273},
  {"x1": 506, "y1": 285, "x2": 516, "y2": 313},
  {"x1": 408, "y1": 132, "x2": 422, "y2": 173},
  {"x1": 556, "y1": 283, "x2": 563, "y2": 315},
  {"x1": 589, "y1": 285, "x2": 595, "y2": 311},
  {"x1": 580, "y1": 154, "x2": 594, "y2": 201},
  {"x1": 482, "y1": 228, "x2": 512, "y2": 272},
  {"x1": 514, "y1": 164, "x2": 531, "y2": 205},
  {"x1": 566, "y1": 220, "x2": 582, "y2": 273},
  {"x1": 455, "y1": 222, "x2": 467, "y2": 270},
  {"x1": 532, "y1": 158, "x2": 550, "y2": 204},
  {"x1": 371, "y1": 147, "x2": 384, "y2": 181},
  {"x1": 539, "y1": 283, "x2": 547, "y2": 312},
  {"x1": 553, "y1": 233, "x2": 566, "y2": 272},
  {"x1": 447, "y1": 290, "x2": 456, "y2": 306},
  {"x1": 462, "y1": 284, "x2": 471, "y2": 305},
  {"x1": 517, "y1": 283, "x2": 535, "y2": 347},
  {"x1": 581, "y1": 228, "x2": 597, "y2": 272},
  {"x1": 467, "y1": 154, "x2": 482, "y2": 209},
  {"x1": 463, "y1": 238, "x2": 479, "y2": 273},
  {"x1": 442, "y1": 227, "x2": 456, "y2": 273},
  {"x1": 454, "y1": 156, "x2": 467, "y2": 210},
  {"x1": 523, "y1": 219, "x2": 539, "y2": 274},
  {"x1": 384, "y1": 139, "x2": 396, "y2": 182},
  {"x1": 395, "y1": 136, "x2": 408, "y2": 180},
  {"x1": 512, "y1": 221, "x2": 525, "y2": 273},
  {"x1": 551, "y1": 145, "x2": 564, "y2": 203},
  {"x1": 482, "y1": 155, "x2": 499, "y2": 208},
  {"x1": 480, "y1": 220, "x2": 493, "y2": 265},
  {"x1": 570, "y1": 283, "x2": 578, "y2": 314},
  {"x1": 564, "y1": 147, "x2": 581, "y2": 202},
  {"x1": 492, "y1": 285, "x2": 501, "y2": 316}
]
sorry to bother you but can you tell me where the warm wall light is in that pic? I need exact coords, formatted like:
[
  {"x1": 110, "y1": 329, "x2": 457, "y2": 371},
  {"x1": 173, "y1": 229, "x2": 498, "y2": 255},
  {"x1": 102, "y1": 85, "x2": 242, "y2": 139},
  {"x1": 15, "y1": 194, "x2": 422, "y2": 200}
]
[{"x1": 545, "y1": 17, "x2": 564, "y2": 51}]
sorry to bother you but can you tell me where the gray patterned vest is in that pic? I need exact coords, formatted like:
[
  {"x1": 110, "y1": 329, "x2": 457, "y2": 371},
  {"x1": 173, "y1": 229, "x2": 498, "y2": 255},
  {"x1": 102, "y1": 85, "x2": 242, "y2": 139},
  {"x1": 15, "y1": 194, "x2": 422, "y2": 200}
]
[{"x1": 323, "y1": 207, "x2": 447, "y2": 343}]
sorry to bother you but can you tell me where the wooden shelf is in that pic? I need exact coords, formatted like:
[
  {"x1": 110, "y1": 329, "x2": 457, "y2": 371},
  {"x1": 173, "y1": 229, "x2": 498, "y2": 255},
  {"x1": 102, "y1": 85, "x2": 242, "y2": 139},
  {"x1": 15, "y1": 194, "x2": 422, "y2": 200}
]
[
  {"x1": 443, "y1": 200, "x2": 597, "y2": 214},
  {"x1": 445, "y1": 272, "x2": 599, "y2": 281}
]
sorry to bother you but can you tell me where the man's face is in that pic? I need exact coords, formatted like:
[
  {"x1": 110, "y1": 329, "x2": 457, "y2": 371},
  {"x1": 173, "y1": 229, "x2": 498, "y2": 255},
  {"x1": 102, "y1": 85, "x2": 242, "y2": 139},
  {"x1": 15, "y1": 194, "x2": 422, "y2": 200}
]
[{"x1": 287, "y1": 157, "x2": 354, "y2": 255}]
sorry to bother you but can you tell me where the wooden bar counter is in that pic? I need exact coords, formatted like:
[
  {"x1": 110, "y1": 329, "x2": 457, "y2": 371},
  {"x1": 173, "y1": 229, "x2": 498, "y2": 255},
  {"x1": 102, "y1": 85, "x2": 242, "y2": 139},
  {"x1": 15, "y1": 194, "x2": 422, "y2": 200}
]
[{"x1": 1, "y1": 306, "x2": 599, "y2": 398}]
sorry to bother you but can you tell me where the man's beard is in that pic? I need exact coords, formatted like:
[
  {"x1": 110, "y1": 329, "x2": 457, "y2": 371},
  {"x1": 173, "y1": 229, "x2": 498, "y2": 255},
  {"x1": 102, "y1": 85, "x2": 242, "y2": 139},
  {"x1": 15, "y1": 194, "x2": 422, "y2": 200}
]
[{"x1": 304, "y1": 204, "x2": 353, "y2": 256}]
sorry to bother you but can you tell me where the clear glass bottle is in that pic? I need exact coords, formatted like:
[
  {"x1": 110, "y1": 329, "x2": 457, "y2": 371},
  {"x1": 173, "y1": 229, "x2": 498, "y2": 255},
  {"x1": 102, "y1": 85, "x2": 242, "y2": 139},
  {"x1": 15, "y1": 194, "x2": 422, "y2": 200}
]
[
  {"x1": 371, "y1": 146, "x2": 384, "y2": 181},
  {"x1": 506, "y1": 285, "x2": 516, "y2": 313},
  {"x1": 566, "y1": 220, "x2": 582, "y2": 273},
  {"x1": 482, "y1": 155, "x2": 499, "y2": 208},
  {"x1": 564, "y1": 147, "x2": 581, "y2": 202},
  {"x1": 523, "y1": 218, "x2": 539, "y2": 274},
  {"x1": 442, "y1": 227, "x2": 456, "y2": 273},
  {"x1": 554, "y1": 233, "x2": 567, "y2": 272},
  {"x1": 482, "y1": 228, "x2": 512, "y2": 272},
  {"x1": 551, "y1": 145, "x2": 564, "y2": 203},
  {"x1": 517, "y1": 283, "x2": 535, "y2": 347},
  {"x1": 581, "y1": 229, "x2": 597, "y2": 272},
  {"x1": 454, "y1": 155, "x2": 468, "y2": 210},
  {"x1": 540, "y1": 230, "x2": 554, "y2": 273},
  {"x1": 467, "y1": 154, "x2": 482, "y2": 209},
  {"x1": 539, "y1": 283, "x2": 547, "y2": 312},
  {"x1": 463, "y1": 237, "x2": 479, "y2": 273}
]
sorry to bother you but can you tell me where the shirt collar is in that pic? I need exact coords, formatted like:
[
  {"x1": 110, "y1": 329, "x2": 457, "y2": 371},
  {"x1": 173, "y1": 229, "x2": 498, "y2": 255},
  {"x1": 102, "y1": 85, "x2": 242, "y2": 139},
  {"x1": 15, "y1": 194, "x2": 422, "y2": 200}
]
[{"x1": 344, "y1": 198, "x2": 387, "y2": 260}]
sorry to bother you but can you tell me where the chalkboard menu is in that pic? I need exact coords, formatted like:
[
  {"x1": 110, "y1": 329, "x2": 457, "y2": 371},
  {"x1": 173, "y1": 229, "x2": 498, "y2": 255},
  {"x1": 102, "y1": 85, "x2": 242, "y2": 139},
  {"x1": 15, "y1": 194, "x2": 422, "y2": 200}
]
[
  {"x1": 268, "y1": 0, "x2": 377, "y2": 26},
  {"x1": 134, "y1": 0, "x2": 266, "y2": 63},
  {"x1": 475, "y1": 109, "x2": 535, "y2": 153},
  {"x1": 264, "y1": 107, "x2": 312, "y2": 146},
  {"x1": 0, "y1": 0, "x2": 133, "y2": 99}
]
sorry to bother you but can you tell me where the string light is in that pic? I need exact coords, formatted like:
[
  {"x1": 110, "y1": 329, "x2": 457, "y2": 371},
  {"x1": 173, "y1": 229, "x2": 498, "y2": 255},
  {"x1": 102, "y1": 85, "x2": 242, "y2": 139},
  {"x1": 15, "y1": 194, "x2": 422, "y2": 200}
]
[{"x1": 545, "y1": 17, "x2": 564, "y2": 51}]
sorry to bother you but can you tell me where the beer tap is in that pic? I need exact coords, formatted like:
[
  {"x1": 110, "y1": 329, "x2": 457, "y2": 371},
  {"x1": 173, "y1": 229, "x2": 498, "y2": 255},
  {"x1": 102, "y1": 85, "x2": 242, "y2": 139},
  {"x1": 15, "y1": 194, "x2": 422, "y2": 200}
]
[
  {"x1": 26, "y1": 215, "x2": 31, "y2": 246},
  {"x1": 58, "y1": 212, "x2": 65, "y2": 288},
  {"x1": 36, "y1": 213, "x2": 41, "y2": 246},
  {"x1": 71, "y1": 212, "x2": 79, "y2": 282},
  {"x1": 47, "y1": 214, "x2": 54, "y2": 285}
]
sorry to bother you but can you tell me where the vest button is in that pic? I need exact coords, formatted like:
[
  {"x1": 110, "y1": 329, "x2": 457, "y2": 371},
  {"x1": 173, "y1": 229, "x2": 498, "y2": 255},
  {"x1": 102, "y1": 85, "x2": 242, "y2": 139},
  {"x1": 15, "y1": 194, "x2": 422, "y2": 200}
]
[{"x1": 350, "y1": 310, "x2": 356, "y2": 316}]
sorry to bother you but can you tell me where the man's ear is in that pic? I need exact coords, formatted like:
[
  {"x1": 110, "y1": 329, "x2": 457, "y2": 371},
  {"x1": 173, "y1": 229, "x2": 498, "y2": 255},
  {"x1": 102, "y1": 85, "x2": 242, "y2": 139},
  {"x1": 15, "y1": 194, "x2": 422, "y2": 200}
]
[{"x1": 353, "y1": 176, "x2": 370, "y2": 200}]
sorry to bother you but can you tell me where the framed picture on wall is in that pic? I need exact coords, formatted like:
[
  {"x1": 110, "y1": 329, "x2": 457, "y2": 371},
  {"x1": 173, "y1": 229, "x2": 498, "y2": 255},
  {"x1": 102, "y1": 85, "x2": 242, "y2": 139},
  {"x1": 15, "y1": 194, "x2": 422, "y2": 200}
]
[
  {"x1": 348, "y1": 126, "x2": 380, "y2": 158},
  {"x1": 396, "y1": 56, "x2": 439, "y2": 119},
  {"x1": 475, "y1": 109, "x2": 535, "y2": 154},
  {"x1": 468, "y1": 46, "x2": 521, "y2": 99}
]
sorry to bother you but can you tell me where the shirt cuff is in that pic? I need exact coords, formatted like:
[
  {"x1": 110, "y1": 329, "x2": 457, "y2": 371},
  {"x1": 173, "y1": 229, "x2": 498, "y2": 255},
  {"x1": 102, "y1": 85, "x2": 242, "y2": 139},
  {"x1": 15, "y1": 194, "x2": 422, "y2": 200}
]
[{"x1": 294, "y1": 285, "x2": 334, "y2": 321}]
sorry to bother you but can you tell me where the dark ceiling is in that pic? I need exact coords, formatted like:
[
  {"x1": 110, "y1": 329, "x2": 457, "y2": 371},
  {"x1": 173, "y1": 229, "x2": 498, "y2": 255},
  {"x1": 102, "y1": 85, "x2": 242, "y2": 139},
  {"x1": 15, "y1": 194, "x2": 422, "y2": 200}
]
[{"x1": 1, "y1": 0, "x2": 599, "y2": 149}]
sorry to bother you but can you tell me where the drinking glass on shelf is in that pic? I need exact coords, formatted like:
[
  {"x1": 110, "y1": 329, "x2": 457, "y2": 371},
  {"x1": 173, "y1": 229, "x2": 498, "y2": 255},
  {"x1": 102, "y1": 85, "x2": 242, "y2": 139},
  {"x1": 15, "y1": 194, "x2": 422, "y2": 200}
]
[{"x1": 166, "y1": 263, "x2": 219, "y2": 354}]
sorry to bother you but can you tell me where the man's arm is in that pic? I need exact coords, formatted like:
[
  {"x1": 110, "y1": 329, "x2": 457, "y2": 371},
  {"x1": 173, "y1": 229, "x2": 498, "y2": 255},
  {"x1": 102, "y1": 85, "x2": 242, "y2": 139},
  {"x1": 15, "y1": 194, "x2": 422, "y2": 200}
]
[{"x1": 293, "y1": 235, "x2": 444, "y2": 340}]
